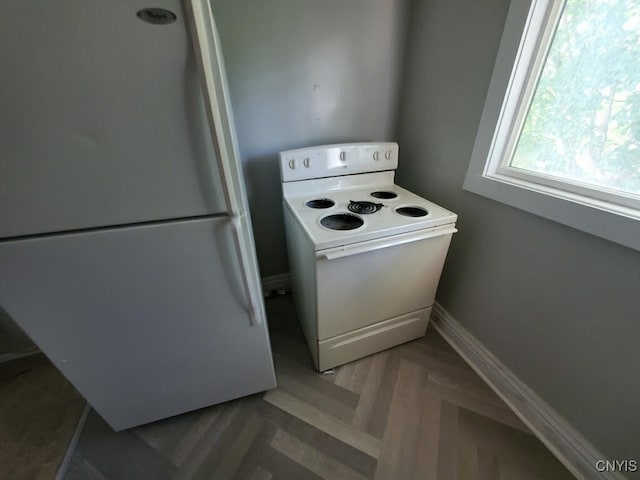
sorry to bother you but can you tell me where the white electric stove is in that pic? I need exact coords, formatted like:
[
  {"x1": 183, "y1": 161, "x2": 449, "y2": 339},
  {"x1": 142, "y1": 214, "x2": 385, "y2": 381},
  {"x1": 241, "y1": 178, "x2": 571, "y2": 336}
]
[{"x1": 280, "y1": 142, "x2": 457, "y2": 371}]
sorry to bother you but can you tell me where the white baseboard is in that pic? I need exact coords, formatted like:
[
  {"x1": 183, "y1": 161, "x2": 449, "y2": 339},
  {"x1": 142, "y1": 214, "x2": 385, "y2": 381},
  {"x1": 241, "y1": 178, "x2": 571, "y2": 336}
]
[
  {"x1": 54, "y1": 403, "x2": 90, "y2": 480},
  {"x1": 261, "y1": 273, "x2": 291, "y2": 295},
  {"x1": 431, "y1": 302, "x2": 624, "y2": 480}
]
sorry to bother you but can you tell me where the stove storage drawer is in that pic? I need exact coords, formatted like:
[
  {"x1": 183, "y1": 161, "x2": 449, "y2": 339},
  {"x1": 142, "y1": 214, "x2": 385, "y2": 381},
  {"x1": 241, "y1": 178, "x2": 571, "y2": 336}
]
[
  {"x1": 315, "y1": 225, "x2": 455, "y2": 340},
  {"x1": 317, "y1": 308, "x2": 431, "y2": 371}
]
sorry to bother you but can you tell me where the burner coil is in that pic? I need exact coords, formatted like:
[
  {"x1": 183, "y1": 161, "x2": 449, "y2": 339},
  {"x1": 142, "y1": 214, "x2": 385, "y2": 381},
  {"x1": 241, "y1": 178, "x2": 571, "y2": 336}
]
[
  {"x1": 306, "y1": 198, "x2": 335, "y2": 209},
  {"x1": 320, "y1": 213, "x2": 364, "y2": 230},
  {"x1": 348, "y1": 200, "x2": 383, "y2": 215},
  {"x1": 370, "y1": 191, "x2": 397, "y2": 199}
]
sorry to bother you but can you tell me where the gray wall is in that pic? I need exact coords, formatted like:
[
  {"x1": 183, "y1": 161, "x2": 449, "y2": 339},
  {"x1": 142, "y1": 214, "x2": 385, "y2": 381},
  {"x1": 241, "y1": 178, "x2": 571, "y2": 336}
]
[
  {"x1": 396, "y1": 0, "x2": 640, "y2": 462},
  {"x1": 211, "y1": 0, "x2": 409, "y2": 276}
]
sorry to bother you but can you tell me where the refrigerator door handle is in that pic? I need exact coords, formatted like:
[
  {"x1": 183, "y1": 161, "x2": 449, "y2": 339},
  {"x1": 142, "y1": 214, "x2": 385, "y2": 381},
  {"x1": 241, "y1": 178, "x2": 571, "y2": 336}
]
[
  {"x1": 185, "y1": 0, "x2": 241, "y2": 216},
  {"x1": 230, "y1": 215, "x2": 262, "y2": 326},
  {"x1": 186, "y1": 1, "x2": 264, "y2": 327}
]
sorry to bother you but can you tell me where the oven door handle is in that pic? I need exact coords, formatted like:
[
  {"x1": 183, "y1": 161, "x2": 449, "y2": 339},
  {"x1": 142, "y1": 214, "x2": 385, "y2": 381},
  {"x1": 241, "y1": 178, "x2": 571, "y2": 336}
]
[{"x1": 319, "y1": 226, "x2": 458, "y2": 260}]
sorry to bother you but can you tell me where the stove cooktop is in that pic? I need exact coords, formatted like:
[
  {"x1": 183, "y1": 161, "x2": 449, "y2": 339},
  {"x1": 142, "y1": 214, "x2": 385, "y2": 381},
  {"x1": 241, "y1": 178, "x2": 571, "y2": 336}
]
[{"x1": 283, "y1": 176, "x2": 457, "y2": 250}]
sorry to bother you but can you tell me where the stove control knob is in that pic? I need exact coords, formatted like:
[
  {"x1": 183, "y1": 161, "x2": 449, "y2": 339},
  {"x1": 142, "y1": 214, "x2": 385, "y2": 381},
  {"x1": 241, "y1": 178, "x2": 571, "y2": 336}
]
[
  {"x1": 288, "y1": 159, "x2": 296, "y2": 169},
  {"x1": 373, "y1": 151, "x2": 380, "y2": 161},
  {"x1": 385, "y1": 150, "x2": 392, "y2": 160},
  {"x1": 339, "y1": 151, "x2": 347, "y2": 162},
  {"x1": 303, "y1": 157, "x2": 310, "y2": 168}
]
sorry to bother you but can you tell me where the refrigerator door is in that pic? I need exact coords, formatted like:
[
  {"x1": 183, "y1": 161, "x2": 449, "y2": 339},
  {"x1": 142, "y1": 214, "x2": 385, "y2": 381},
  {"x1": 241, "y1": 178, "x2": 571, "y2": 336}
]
[
  {"x1": 0, "y1": 216, "x2": 276, "y2": 431},
  {"x1": 0, "y1": 0, "x2": 226, "y2": 238}
]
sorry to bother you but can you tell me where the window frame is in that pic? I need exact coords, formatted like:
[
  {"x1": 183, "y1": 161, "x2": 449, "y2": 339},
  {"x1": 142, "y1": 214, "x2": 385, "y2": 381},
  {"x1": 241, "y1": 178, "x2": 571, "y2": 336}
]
[{"x1": 464, "y1": 0, "x2": 640, "y2": 252}]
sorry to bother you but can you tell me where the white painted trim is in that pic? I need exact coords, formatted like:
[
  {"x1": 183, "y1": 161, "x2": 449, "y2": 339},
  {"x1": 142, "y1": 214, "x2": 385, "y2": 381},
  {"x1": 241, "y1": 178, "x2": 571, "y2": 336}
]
[
  {"x1": 430, "y1": 302, "x2": 624, "y2": 480},
  {"x1": 261, "y1": 273, "x2": 291, "y2": 295},
  {"x1": 54, "y1": 403, "x2": 90, "y2": 480}
]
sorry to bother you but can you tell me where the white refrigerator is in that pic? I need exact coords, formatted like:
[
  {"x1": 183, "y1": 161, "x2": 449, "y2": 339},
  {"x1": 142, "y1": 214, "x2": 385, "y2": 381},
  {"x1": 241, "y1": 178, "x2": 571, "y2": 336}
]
[{"x1": 0, "y1": 0, "x2": 276, "y2": 430}]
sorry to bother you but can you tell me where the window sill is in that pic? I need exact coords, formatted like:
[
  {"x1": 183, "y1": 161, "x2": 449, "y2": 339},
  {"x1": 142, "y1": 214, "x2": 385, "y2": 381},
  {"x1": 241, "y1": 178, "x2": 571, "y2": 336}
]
[{"x1": 463, "y1": 170, "x2": 640, "y2": 252}]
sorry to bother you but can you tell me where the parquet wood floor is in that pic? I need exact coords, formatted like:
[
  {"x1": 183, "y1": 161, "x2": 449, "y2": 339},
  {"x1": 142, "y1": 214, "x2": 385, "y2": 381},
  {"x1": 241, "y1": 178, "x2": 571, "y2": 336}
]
[
  {"x1": 63, "y1": 294, "x2": 575, "y2": 479},
  {"x1": 0, "y1": 353, "x2": 85, "y2": 480}
]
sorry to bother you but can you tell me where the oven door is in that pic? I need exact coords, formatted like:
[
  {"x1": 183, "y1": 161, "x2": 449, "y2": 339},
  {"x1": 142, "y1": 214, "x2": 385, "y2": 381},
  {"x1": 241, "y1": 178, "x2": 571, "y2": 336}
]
[{"x1": 315, "y1": 225, "x2": 457, "y2": 340}]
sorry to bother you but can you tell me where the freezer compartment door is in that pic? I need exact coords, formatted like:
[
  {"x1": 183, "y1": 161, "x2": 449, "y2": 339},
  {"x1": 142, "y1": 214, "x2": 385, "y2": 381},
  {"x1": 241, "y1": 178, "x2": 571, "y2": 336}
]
[
  {"x1": 0, "y1": 217, "x2": 275, "y2": 430},
  {"x1": 316, "y1": 227, "x2": 454, "y2": 340},
  {"x1": 0, "y1": 0, "x2": 227, "y2": 238}
]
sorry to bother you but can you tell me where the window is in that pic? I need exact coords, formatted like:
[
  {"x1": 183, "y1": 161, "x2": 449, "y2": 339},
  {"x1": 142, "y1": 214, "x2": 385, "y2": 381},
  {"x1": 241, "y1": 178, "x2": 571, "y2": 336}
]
[{"x1": 464, "y1": 0, "x2": 640, "y2": 251}]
